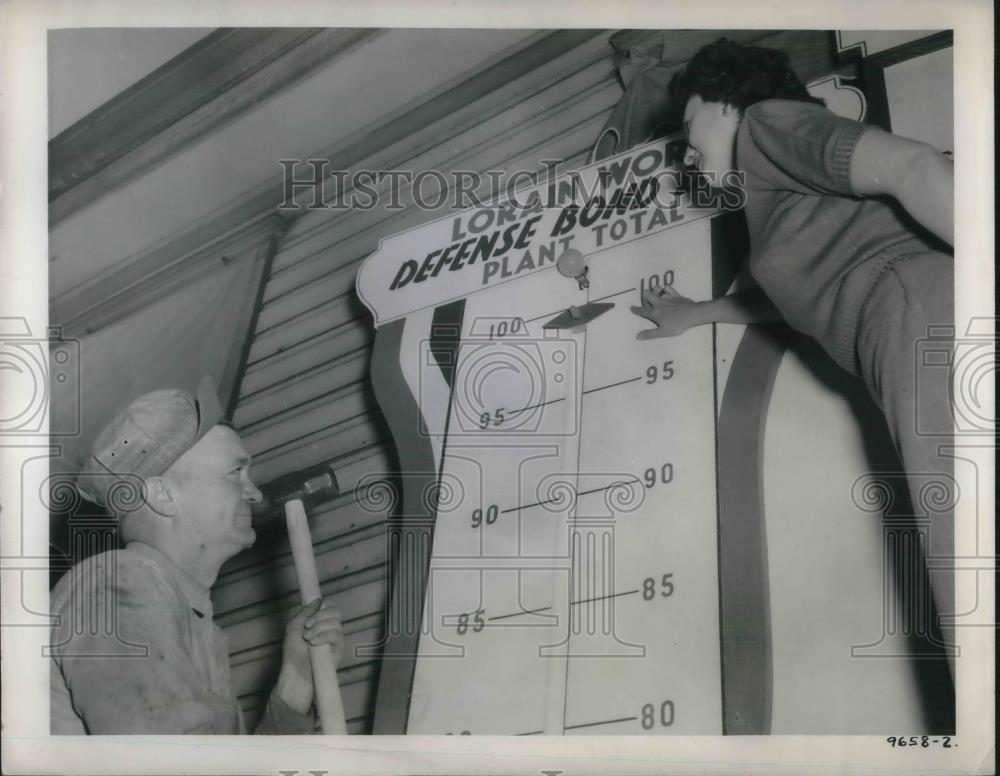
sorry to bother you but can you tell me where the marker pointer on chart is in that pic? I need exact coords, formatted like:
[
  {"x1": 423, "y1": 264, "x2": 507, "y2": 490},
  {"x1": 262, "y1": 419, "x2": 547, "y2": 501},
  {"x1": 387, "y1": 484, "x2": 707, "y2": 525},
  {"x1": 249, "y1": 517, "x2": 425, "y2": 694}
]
[{"x1": 545, "y1": 249, "x2": 615, "y2": 329}]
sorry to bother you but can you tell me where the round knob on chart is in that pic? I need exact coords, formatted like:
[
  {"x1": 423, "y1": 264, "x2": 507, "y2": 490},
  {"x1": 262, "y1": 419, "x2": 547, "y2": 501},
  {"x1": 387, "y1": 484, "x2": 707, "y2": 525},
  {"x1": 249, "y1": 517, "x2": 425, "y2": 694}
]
[{"x1": 556, "y1": 248, "x2": 589, "y2": 291}]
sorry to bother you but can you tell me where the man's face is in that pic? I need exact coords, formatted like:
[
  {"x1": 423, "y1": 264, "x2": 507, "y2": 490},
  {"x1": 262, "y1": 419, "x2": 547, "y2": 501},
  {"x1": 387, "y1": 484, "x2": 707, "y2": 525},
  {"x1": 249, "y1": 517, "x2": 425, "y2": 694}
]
[
  {"x1": 167, "y1": 425, "x2": 262, "y2": 562},
  {"x1": 682, "y1": 95, "x2": 740, "y2": 183}
]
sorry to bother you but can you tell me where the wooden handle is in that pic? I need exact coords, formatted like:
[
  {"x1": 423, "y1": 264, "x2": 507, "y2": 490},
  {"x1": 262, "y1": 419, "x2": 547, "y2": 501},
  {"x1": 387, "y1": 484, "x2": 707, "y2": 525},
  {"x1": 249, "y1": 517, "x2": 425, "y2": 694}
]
[{"x1": 284, "y1": 498, "x2": 347, "y2": 734}]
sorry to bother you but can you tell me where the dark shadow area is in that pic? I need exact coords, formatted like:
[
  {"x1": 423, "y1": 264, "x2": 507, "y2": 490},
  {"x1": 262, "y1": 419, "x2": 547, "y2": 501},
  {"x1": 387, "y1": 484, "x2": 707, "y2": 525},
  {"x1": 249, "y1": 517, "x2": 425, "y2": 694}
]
[
  {"x1": 778, "y1": 328, "x2": 955, "y2": 734},
  {"x1": 49, "y1": 497, "x2": 118, "y2": 591}
]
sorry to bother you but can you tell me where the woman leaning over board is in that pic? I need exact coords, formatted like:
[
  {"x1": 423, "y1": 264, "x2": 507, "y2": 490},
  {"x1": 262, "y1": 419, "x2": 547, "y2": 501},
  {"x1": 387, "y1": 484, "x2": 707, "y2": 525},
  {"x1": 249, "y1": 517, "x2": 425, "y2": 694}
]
[{"x1": 631, "y1": 38, "x2": 956, "y2": 676}]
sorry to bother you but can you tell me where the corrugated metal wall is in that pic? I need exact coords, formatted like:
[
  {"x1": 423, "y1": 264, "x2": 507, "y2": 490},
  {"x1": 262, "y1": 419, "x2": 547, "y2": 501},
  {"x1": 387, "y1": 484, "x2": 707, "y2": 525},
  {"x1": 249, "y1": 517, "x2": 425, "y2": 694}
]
[{"x1": 212, "y1": 28, "x2": 660, "y2": 733}]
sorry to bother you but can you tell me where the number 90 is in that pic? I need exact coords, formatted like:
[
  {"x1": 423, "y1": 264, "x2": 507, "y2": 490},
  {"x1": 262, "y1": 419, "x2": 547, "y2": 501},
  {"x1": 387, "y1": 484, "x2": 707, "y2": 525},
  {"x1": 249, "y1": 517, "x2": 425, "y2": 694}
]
[{"x1": 471, "y1": 505, "x2": 499, "y2": 528}]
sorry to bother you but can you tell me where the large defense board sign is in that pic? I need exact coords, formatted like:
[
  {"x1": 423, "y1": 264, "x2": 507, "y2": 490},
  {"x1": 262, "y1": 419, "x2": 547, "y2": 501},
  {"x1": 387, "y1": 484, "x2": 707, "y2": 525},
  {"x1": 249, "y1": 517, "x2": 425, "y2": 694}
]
[{"x1": 356, "y1": 130, "x2": 931, "y2": 735}]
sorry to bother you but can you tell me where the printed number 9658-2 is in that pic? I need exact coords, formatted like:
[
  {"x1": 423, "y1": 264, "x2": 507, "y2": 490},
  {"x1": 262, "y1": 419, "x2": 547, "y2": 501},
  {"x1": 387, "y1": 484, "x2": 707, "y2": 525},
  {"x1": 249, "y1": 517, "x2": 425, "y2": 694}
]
[{"x1": 886, "y1": 736, "x2": 952, "y2": 748}]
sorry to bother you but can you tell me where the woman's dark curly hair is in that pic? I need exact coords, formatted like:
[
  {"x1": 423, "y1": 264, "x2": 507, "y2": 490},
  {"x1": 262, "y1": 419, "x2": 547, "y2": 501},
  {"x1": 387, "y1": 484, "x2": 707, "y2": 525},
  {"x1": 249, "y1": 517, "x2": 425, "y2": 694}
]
[{"x1": 669, "y1": 38, "x2": 825, "y2": 114}]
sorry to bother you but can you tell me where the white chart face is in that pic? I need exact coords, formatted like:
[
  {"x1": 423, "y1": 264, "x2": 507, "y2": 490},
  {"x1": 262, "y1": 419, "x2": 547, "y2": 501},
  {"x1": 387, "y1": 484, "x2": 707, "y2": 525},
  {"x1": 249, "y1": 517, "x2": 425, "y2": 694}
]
[
  {"x1": 402, "y1": 218, "x2": 722, "y2": 735},
  {"x1": 562, "y1": 218, "x2": 721, "y2": 735},
  {"x1": 403, "y1": 266, "x2": 581, "y2": 735}
]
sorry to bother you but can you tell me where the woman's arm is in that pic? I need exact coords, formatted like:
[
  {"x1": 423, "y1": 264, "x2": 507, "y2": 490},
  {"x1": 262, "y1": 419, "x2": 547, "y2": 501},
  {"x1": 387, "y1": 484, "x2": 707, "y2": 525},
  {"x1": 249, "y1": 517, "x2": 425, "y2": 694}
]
[
  {"x1": 849, "y1": 127, "x2": 954, "y2": 247},
  {"x1": 632, "y1": 284, "x2": 782, "y2": 340}
]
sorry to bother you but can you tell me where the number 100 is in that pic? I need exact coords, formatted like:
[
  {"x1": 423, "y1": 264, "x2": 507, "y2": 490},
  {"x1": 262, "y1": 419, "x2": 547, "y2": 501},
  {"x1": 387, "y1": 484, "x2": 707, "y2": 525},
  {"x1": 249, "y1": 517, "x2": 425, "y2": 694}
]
[{"x1": 639, "y1": 271, "x2": 675, "y2": 294}]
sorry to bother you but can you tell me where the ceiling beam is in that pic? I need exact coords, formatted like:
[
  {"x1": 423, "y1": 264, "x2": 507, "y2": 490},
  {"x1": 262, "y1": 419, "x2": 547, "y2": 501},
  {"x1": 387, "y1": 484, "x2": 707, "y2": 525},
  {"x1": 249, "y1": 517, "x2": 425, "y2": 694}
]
[
  {"x1": 49, "y1": 27, "x2": 381, "y2": 226},
  {"x1": 50, "y1": 29, "x2": 607, "y2": 334}
]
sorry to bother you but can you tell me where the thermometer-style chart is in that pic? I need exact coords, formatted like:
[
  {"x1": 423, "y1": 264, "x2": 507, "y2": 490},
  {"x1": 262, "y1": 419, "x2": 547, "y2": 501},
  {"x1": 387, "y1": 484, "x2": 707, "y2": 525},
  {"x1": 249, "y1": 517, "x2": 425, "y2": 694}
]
[{"x1": 356, "y1": 135, "x2": 930, "y2": 735}]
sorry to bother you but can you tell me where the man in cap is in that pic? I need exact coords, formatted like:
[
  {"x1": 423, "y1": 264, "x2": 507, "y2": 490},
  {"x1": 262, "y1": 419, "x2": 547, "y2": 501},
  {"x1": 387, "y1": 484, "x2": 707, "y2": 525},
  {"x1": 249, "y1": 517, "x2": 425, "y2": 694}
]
[{"x1": 50, "y1": 378, "x2": 345, "y2": 734}]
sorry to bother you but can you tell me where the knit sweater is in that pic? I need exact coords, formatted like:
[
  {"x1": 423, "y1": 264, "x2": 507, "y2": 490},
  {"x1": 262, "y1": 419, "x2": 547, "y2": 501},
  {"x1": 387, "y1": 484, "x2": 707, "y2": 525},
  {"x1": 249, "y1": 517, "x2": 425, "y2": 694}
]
[{"x1": 735, "y1": 99, "x2": 944, "y2": 374}]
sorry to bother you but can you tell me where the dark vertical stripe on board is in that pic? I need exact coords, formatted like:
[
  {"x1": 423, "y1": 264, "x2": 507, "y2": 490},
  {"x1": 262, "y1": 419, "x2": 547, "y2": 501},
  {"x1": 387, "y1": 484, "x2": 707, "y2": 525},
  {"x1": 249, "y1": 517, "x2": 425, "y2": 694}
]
[
  {"x1": 715, "y1": 317, "x2": 783, "y2": 732},
  {"x1": 430, "y1": 300, "x2": 466, "y2": 389},
  {"x1": 860, "y1": 61, "x2": 892, "y2": 132},
  {"x1": 367, "y1": 316, "x2": 441, "y2": 734},
  {"x1": 369, "y1": 302, "x2": 465, "y2": 734}
]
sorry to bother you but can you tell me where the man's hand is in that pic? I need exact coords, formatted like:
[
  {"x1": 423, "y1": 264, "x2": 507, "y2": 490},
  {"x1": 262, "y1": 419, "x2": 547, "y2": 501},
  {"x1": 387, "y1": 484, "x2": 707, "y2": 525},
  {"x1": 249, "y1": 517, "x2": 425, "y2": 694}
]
[
  {"x1": 274, "y1": 598, "x2": 344, "y2": 714},
  {"x1": 631, "y1": 285, "x2": 703, "y2": 340}
]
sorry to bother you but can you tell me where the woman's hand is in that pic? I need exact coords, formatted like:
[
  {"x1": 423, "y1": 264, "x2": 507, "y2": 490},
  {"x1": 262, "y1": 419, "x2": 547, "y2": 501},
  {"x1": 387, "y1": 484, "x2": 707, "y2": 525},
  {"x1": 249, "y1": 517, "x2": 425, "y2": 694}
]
[
  {"x1": 275, "y1": 598, "x2": 344, "y2": 714},
  {"x1": 631, "y1": 285, "x2": 704, "y2": 340}
]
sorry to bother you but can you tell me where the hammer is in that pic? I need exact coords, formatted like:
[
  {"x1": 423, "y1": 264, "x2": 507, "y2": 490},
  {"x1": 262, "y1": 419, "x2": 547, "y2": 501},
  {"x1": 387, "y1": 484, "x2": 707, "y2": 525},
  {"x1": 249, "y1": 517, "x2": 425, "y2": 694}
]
[{"x1": 267, "y1": 466, "x2": 346, "y2": 734}]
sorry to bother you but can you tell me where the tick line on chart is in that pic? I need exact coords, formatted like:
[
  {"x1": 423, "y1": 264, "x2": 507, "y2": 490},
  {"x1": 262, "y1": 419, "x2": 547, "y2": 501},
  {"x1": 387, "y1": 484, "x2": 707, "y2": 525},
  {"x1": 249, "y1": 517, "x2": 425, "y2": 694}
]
[
  {"x1": 564, "y1": 715, "x2": 638, "y2": 731},
  {"x1": 487, "y1": 605, "x2": 553, "y2": 622},
  {"x1": 526, "y1": 286, "x2": 636, "y2": 324},
  {"x1": 582, "y1": 375, "x2": 642, "y2": 395},
  {"x1": 571, "y1": 588, "x2": 640, "y2": 607},
  {"x1": 500, "y1": 495, "x2": 567, "y2": 514},
  {"x1": 507, "y1": 395, "x2": 565, "y2": 417},
  {"x1": 501, "y1": 478, "x2": 639, "y2": 516},
  {"x1": 576, "y1": 478, "x2": 641, "y2": 498}
]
